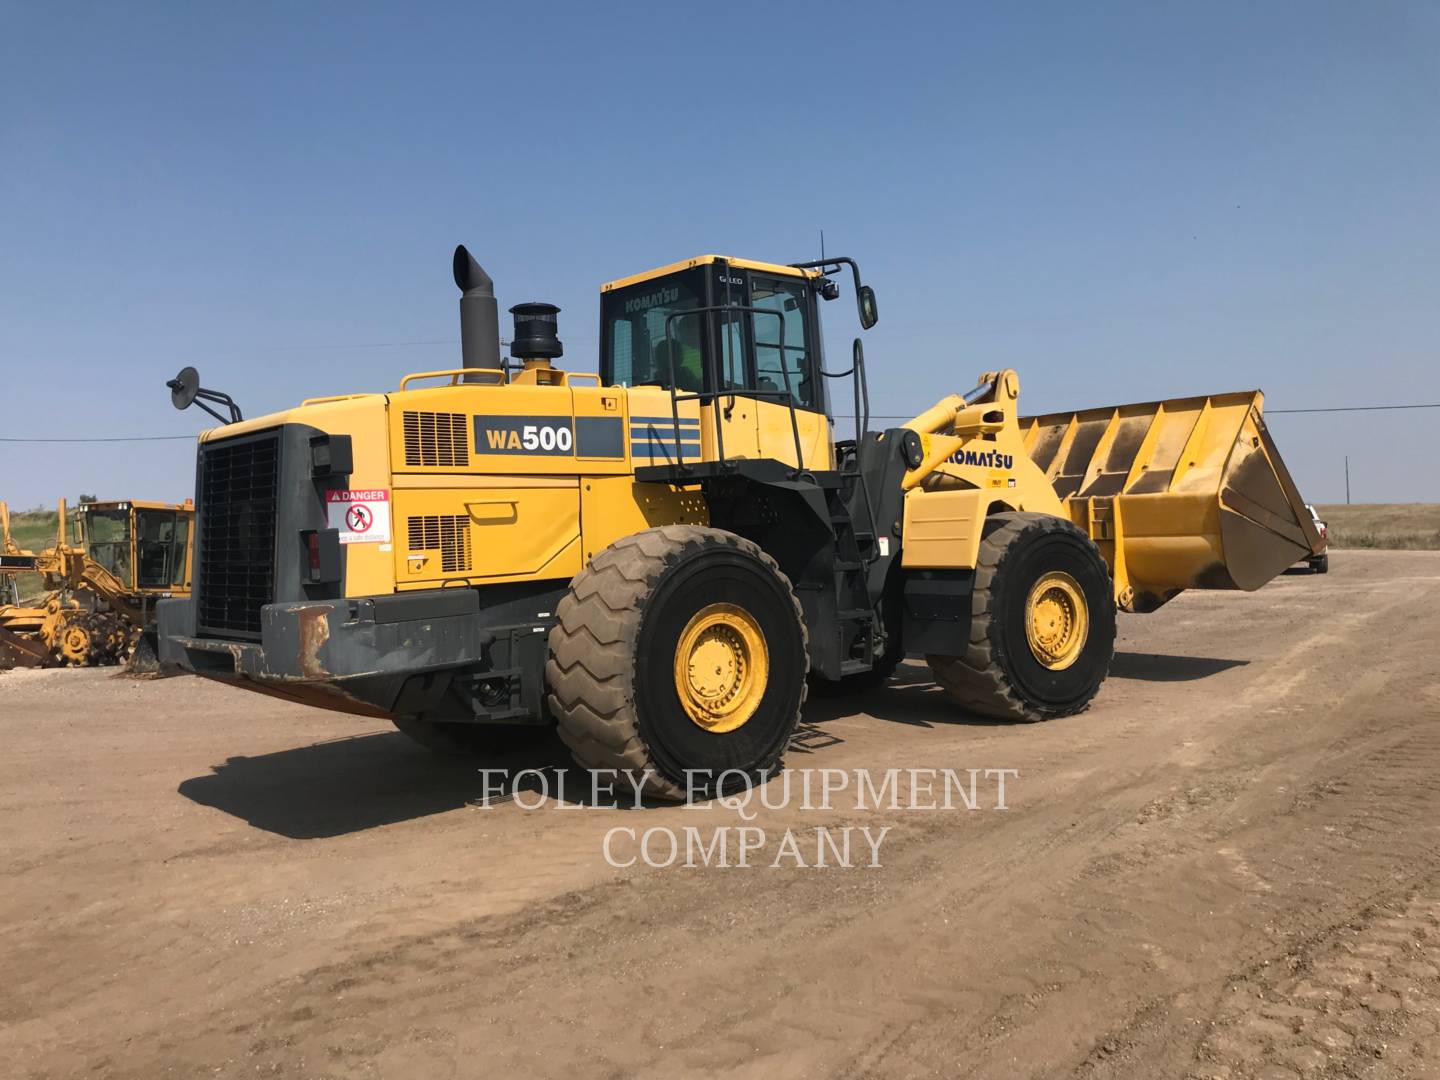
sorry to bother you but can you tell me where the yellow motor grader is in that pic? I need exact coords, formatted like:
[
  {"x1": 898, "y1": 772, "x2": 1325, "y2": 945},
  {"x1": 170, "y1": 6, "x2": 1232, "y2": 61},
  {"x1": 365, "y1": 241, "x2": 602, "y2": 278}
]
[
  {"x1": 0, "y1": 498, "x2": 193, "y2": 668},
  {"x1": 159, "y1": 247, "x2": 1321, "y2": 797}
]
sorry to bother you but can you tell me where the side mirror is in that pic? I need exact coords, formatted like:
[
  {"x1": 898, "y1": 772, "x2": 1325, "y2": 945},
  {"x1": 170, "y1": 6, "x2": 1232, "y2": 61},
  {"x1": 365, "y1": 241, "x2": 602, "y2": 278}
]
[
  {"x1": 167, "y1": 367, "x2": 244, "y2": 425},
  {"x1": 858, "y1": 285, "x2": 879, "y2": 329},
  {"x1": 168, "y1": 366, "x2": 201, "y2": 410}
]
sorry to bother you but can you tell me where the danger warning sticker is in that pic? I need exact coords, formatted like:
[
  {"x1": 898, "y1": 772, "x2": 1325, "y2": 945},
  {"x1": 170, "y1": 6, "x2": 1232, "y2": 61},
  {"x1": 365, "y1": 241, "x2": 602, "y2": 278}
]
[{"x1": 327, "y1": 489, "x2": 391, "y2": 544}]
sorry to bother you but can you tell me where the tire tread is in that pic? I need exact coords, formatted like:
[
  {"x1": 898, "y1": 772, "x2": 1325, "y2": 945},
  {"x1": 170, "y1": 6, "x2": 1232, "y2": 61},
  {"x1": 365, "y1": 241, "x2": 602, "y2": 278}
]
[
  {"x1": 545, "y1": 525, "x2": 808, "y2": 800},
  {"x1": 926, "y1": 511, "x2": 1113, "y2": 722}
]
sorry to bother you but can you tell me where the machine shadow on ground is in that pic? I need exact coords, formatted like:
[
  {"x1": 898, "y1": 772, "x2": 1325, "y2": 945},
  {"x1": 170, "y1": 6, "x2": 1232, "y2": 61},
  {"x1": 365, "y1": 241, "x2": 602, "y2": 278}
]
[
  {"x1": 180, "y1": 653, "x2": 1247, "y2": 839},
  {"x1": 1107, "y1": 651, "x2": 1248, "y2": 681},
  {"x1": 179, "y1": 729, "x2": 597, "y2": 839},
  {"x1": 802, "y1": 652, "x2": 1248, "y2": 729}
]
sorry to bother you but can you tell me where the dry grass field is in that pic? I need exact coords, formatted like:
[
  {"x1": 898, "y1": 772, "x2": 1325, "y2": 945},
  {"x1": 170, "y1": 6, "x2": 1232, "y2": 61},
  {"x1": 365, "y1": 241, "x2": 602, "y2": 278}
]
[
  {"x1": 5, "y1": 507, "x2": 60, "y2": 552},
  {"x1": 1317, "y1": 503, "x2": 1440, "y2": 550},
  {"x1": 2, "y1": 508, "x2": 62, "y2": 601}
]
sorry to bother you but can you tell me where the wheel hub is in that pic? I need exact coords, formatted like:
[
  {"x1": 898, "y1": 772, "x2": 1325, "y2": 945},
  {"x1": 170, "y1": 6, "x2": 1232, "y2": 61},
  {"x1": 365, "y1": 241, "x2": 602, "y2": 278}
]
[
  {"x1": 59, "y1": 624, "x2": 92, "y2": 665},
  {"x1": 674, "y1": 603, "x2": 769, "y2": 733},
  {"x1": 1025, "y1": 571, "x2": 1089, "y2": 670}
]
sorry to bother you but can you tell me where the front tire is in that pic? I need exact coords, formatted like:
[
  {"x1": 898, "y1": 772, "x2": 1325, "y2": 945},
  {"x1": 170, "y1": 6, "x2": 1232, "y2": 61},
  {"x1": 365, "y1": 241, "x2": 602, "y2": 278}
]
[
  {"x1": 1310, "y1": 553, "x2": 1329, "y2": 574},
  {"x1": 547, "y1": 526, "x2": 808, "y2": 800},
  {"x1": 927, "y1": 512, "x2": 1115, "y2": 721}
]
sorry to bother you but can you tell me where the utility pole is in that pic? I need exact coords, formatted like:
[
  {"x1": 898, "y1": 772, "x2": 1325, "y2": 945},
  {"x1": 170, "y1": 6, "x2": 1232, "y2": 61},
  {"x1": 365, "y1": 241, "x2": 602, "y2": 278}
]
[{"x1": 1345, "y1": 455, "x2": 1351, "y2": 505}]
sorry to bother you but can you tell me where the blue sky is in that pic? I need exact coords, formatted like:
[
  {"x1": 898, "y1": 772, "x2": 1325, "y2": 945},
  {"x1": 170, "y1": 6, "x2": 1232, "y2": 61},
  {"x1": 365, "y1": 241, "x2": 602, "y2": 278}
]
[{"x1": 2, "y1": 1, "x2": 1437, "y2": 508}]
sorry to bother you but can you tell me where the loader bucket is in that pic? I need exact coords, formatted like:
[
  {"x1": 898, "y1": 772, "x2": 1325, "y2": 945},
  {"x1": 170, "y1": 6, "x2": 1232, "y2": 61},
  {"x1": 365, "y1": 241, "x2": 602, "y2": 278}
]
[{"x1": 1020, "y1": 391, "x2": 1322, "y2": 612}]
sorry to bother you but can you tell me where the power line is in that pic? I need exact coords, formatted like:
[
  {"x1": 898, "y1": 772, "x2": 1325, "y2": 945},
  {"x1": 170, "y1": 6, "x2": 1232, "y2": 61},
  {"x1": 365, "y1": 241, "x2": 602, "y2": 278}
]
[
  {"x1": 270, "y1": 339, "x2": 457, "y2": 351},
  {"x1": 839, "y1": 402, "x2": 1440, "y2": 421},
  {"x1": 1267, "y1": 403, "x2": 1440, "y2": 414},
  {"x1": 221, "y1": 334, "x2": 597, "y2": 353},
  {"x1": 4, "y1": 401, "x2": 1437, "y2": 443},
  {"x1": 247, "y1": 337, "x2": 598, "y2": 351},
  {"x1": 0, "y1": 435, "x2": 198, "y2": 443}
]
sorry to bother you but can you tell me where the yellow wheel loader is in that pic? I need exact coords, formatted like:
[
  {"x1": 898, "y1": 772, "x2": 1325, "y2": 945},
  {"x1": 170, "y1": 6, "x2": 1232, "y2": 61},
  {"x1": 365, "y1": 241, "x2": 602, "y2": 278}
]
[
  {"x1": 0, "y1": 498, "x2": 194, "y2": 669},
  {"x1": 159, "y1": 247, "x2": 1321, "y2": 797}
]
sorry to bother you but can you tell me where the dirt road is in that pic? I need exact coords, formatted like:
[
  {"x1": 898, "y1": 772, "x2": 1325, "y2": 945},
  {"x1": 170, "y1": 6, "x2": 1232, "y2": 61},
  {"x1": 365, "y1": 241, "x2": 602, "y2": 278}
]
[{"x1": 3, "y1": 550, "x2": 1440, "y2": 1079}]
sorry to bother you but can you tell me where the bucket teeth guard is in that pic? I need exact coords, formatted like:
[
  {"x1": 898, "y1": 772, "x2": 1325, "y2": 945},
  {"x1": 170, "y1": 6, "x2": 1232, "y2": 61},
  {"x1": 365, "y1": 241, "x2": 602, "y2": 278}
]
[{"x1": 1021, "y1": 391, "x2": 1322, "y2": 611}]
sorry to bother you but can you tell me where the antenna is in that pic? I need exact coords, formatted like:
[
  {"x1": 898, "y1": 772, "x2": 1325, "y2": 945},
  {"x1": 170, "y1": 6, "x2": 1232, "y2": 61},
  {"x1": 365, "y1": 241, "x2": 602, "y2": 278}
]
[{"x1": 820, "y1": 228, "x2": 826, "y2": 262}]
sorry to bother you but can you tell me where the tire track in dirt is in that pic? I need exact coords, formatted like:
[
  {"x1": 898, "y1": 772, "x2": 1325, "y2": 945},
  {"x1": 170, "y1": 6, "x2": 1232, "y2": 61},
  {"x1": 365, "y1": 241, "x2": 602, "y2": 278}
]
[{"x1": 217, "y1": 574, "x2": 1437, "y2": 1076}]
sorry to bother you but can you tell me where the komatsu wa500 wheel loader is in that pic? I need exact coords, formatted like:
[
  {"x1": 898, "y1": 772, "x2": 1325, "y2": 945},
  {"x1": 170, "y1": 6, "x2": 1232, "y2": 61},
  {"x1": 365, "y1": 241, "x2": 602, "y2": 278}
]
[{"x1": 159, "y1": 247, "x2": 1322, "y2": 797}]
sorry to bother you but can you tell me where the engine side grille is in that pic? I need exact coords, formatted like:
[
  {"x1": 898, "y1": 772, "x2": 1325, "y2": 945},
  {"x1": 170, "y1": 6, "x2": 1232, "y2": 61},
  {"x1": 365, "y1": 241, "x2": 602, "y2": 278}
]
[
  {"x1": 197, "y1": 434, "x2": 279, "y2": 638},
  {"x1": 403, "y1": 411, "x2": 469, "y2": 468},
  {"x1": 407, "y1": 514, "x2": 472, "y2": 573}
]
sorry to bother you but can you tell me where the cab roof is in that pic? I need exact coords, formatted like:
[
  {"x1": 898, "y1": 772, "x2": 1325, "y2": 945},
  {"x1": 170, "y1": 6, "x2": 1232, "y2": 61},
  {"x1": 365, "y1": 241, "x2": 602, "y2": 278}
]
[
  {"x1": 601, "y1": 255, "x2": 817, "y2": 293},
  {"x1": 78, "y1": 500, "x2": 194, "y2": 513}
]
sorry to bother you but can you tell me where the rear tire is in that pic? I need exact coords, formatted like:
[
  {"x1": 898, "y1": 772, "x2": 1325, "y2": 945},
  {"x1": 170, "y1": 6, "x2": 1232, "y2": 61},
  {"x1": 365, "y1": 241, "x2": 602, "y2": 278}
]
[
  {"x1": 927, "y1": 511, "x2": 1115, "y2": 721},
  {"x1": 1311, "y1": 554, "x2": 1329, "y2": 574},
  {"x1": 546, "y1": 525, "x2": 808, "y2": 800}
]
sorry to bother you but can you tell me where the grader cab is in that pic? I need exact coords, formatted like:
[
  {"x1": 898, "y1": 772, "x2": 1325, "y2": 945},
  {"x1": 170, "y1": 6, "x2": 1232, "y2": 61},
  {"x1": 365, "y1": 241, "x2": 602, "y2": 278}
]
[{"x1": 159, "y1": 247, "x2": 1321, "y2": 798}]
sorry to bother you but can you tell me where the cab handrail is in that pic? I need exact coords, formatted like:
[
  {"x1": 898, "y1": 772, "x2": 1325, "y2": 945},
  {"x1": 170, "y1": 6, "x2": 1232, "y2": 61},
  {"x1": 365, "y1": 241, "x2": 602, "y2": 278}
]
[{"x1": 398, "y1": 368, "x2": 507, "y2": 390}]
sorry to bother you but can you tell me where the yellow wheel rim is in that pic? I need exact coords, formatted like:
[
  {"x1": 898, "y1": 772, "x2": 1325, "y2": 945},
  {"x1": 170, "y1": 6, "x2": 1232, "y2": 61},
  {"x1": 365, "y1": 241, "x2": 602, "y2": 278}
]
[
  {"x1": 673, "y1": 603, "x2": 769, "y2": 733},
  {"x1": 1025, "y1": 571, "x2": 1089, "y2": 670},
  {"x1": 60, "y1": 625, "x2": 90, "y2": 665}
]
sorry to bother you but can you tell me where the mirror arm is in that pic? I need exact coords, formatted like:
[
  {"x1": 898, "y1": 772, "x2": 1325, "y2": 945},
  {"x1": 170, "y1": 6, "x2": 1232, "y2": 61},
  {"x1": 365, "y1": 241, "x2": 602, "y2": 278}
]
[
  {"x1": 190, "y1": 397, "x2": 232, "y2": 425},
  {"x1": 194, "y1": 388, "x2": 243, "y2": 424},
  {"x1": 789, "y1": 255, "x2": 873, "y2": 328},
  {"x1": 166, "y1": 372, "x2": 245, "y2": 425}
]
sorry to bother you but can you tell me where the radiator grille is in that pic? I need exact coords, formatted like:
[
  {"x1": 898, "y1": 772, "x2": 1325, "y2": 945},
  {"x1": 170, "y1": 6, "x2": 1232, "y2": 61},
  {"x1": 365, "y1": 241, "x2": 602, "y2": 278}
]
[
  {"x1": 197, "y1": 434, "x2": 279, "y2": 638},
  {"x1": 403, "y1": 411, "x2": 469, "y2": 467},
  {"x1": 407, "y1": 514, "x2": 472, "y2": 573}
]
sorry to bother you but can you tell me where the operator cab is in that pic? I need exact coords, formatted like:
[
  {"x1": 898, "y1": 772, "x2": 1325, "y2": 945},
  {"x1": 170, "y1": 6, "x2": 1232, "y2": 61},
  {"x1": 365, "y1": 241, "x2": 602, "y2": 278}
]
[
  {"x1": 599, "y1": 256, "x2": 827, "y2": 415},
  {"x1": 77, "y1": 502, "x2": 192, "y2": 591}
]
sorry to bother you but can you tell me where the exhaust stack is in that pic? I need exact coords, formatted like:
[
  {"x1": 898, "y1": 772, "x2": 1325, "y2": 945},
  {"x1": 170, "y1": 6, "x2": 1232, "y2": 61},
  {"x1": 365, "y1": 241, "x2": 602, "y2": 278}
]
[{"x1": 452, "y1": 245, "x2": 501, "y2": 372}]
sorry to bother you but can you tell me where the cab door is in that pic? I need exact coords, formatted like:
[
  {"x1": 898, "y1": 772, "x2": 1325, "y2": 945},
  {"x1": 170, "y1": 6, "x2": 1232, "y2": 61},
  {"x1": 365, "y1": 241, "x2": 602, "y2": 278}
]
[
  {"x1": 747, "y1": 273, "x2": 834, "y2": 472},
  {"x1": 702, "y1": 304, "x2": 763, "y2": 462}
]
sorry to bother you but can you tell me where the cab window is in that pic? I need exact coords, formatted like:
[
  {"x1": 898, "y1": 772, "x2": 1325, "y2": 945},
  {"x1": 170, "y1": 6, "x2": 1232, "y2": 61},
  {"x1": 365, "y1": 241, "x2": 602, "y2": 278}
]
[
  {"x1": 170, "y1": 517, "x2": 190, "y2": 586},
  {"x1": 750, "y1": 276, "x2": 814, "y2": 409},
  {"x1": 601, "y1": 270, "x2": 705, "y2": 392},
  {"x1": 84, "y1": 509, "x2": 132, "y2": 588},
  {"x1": 136, "y1": 510, "x2": 178, "y2": 589},
  {"x1": 600, "y1": 265, "x2": 822, "y2": 413}
]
